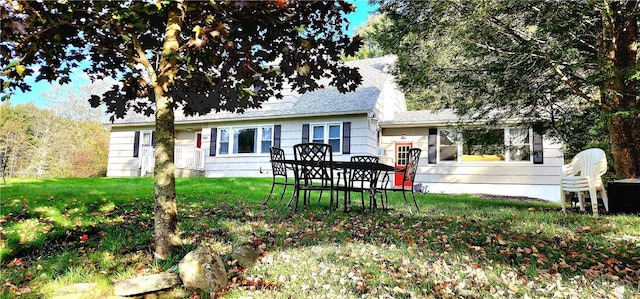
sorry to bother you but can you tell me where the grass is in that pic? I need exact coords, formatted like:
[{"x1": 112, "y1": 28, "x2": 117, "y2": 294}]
[{"x1": 1, "y1": 177, "x2": 639, "y2": 298}]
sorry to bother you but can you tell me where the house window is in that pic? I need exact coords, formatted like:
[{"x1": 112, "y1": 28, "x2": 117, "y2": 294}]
[
  {"x1": 462, "y1": 128, "x2": 505, "y2": 162},
  {"x1": 219, "y1": 129, "x2": 230, "y2": 154},
  {"x1": 434, "y1": 127, "x2": 533, "y2": 163},
  {"x1": 218, "y1": 125, "x2": 273, "y2": 155},
  {"x1": 261, "y1": 127, "x2": 272, "y2": 153},
  {"x1": 234, "y1": 128, "x2": 256, "y2": 154},
  {"x1": 508, "y1": 128, "x2": 531, "y2": 162},
  {"x1": 311, "y1": 123, "x2": 341, "y2": 153},
  {"x1": 135, "y1": 130, "x2": 155, "y2": 159},
  {"x1": 141, "y1": 131, "x2": 153, "y2": 147},
  {"x1": 396, "y1": 144, "x2": 411, "y2": 166},
  {"x1": 438, "y1": 129, "x2": 458, "y2": 162}
]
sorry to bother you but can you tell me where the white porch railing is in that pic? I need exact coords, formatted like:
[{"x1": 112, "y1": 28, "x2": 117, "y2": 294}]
[
  {"x1": 175, "y1": 146, "x2": 205, "y2": 171},
  {"x1": 139, "y1": 146, "x2": 205, "y2": 177},
  {"x1": 139, "y1": 146, "x2": 154, "y2": 177}
]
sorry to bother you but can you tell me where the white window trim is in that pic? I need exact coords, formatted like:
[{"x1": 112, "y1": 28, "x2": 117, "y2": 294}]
[
  {"x1": 310, "y1": 122, "x2": 343, "y2": 154},
  {"x1": 217, "y1": 125, "x2": 274, "y2": 156},
  {"x1": 438, "y1": 127, "x2": 534, "y2": 163}
]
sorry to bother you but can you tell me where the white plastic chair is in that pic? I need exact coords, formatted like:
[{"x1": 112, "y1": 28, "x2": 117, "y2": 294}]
[{"x1": 560, "y1": 148, "x2": 609, "y2": 215}]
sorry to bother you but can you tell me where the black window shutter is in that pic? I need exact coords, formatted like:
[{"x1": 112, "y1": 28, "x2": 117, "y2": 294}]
[
  {"x1": 210, "y1": 128, "x2": 217, "y2": 157},
  {"x1": 428, "y1": 128, "x2": 437, "y2": 164},
  {"x1": 532, "y1": 127, "x2": 544, "y2": 164},
  {"x1": 133, "y1": 131, "x2": 140, "y2": 157},
  {"x1": 151, "y1": 131, "x2": 156, "y2": 147},
  {"x1": 342, "y1": 121, "x2": 351, "y2": 154},
  {"x1": 302, "y1": 124, "x2": 309, "y2": 143},
  {"x1": 274, "y1": 125, "x2": 281, "y2": 148}
]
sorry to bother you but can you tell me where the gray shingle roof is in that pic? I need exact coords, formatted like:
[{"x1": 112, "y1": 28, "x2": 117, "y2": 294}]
[
  {"x1": 379, "y1": 109, "x2": 524, "y2": 128},
  {"x1": 110, "y1": 55, "x2": 397, "y2": 125},
  {"x1": 379, "y1": 110, "x2": 462, "y2": 127}
]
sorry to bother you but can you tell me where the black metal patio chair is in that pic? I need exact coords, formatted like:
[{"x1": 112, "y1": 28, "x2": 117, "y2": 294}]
[
  {"x1": 290, "y1": 143, "x2": 335, "y2": 211},
  {"x1": 263, "y1": 147, "x2": 295, "y2": 206},
  {"x1": 380, "y1": 148, "x2": 422, "y2": 214},
  {"x1": 335, "y1": 155, "x2": 380, "y2": 211}
]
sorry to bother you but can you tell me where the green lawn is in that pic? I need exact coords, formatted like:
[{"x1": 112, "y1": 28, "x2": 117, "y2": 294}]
[{"x1": 1, "y1": 177, "x2": 639, "y2": 298}]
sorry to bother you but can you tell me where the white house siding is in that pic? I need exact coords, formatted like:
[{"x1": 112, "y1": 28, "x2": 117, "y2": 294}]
[
  {"x1": 352, "y1": 117, "x2": 380, "y2": 157},
  {"x1": 376, "y1": 76, "x2": 406, "y2": 122},
  {"x1": 380, "y1": 127, "x2": 564, "y2": 202},
  {"x1": 175, "y1": 130, "x2": 197, "y2": 147},
  {"x1": 200, "y1": 115, "x2": 375, "y2": 178},
  {"x1": 106, "y1": 127, "x2": 150, "y2": 177}
]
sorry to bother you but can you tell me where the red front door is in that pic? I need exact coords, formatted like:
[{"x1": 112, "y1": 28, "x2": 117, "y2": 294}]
[{"x1": 394, "y1": 142, "x2": 412, "y2": 186}]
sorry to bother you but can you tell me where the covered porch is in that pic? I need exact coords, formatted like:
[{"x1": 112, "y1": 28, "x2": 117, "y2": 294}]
[{"x1": 139, "y1": 145, "x2": 205, "y2": 177}]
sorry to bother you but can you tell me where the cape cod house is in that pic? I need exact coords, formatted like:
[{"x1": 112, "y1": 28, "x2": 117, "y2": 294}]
[{"x1": 105, "y1": 55, "x2": 563, "y2": 202}]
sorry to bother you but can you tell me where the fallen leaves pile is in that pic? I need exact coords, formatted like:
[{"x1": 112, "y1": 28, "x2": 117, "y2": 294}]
[
  {"x1": 184, "y1": 203, "x2": 640, "y2": 298},
  {"x1": 2, "y1": 197, "x2": 639, "y2": 298}
]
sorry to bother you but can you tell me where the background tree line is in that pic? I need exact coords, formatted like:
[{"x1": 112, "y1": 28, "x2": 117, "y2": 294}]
[{"x1": 0, "y1": 84, "x2": 109, "y2": 178}]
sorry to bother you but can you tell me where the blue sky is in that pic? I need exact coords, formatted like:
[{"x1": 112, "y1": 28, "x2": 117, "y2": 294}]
[
  {"x1": 6, "y1": 1, "x2": 378, "y2": 108},
  {"x1": 344, "y1": 0, "x2": 379, "y2": 36}
]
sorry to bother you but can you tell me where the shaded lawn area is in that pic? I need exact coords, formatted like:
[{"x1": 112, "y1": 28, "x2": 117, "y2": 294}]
[{"x1": 1, "y1": 177, "x2": 639, "y2": 298}]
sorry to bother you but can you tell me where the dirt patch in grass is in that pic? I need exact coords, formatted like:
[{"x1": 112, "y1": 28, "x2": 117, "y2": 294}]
[
  {"x1": 473, "y1": 194, "x2": 613, "y2": 214},
  {"x1": 474, "y1": 193, "x2": 549, "y2": 203},
  {"x1": 473, "y1": 194, "x2": 625, "y2": 215}
]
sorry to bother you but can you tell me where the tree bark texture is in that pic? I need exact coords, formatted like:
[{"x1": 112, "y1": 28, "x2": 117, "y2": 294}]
[
  {"x1": 153, "y1": 0, "x2": 185, "y2": 259},
  {"x1": 153, "y1": 92, "x2": 180, "y2": 259},
  {"x1": 600, "y1": 1, "x2": 639, "y2": 179}
]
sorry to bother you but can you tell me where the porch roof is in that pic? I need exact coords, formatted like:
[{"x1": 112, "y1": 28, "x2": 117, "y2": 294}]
[
  {"x1": 379, "y1": 110, "x2": 462, "y2": 128},
  {"x1": 379, "y1": 109, "x2": 525, "y2": 128}
]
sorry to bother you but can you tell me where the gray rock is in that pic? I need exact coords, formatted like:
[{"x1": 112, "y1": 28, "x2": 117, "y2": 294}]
[
  {"x1": 178, "y1": 245, "x2": 228, "y2": 293},
  {"x1": 112, "y1": 273, "x2": 180, "y2": 297},
  {"x1": 231, "y1": 244, "x2": 260, "y2": 269}
]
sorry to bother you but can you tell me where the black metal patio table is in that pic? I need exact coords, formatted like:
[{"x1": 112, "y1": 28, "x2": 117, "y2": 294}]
[{"x1": 274, "y1": 159, "x2": 395, "y2": 212}]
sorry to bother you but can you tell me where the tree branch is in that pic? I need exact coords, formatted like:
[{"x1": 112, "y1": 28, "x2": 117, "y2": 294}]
[
  {"x1": 131, "y1": 34, "x2": 157, "y2": 85},
  {"x1": 112, "y1": 21, "x2": 156, "y2": 87},
  {"x1": 569, "y1": 32, "x2": 598, "y2": 53},
  {"x1": 552, "y1": 64, "x2": 593, "y2": 102}
]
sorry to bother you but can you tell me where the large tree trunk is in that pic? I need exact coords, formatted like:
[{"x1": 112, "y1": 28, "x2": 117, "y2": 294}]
[
  {"x1": 153, "y1": 92, "x2": 181, "y2": 259},
  {"x1": 153, "y1": 0, "x2": 185, "y2": 259},
  {"x1": 608, "y1": 117, "x2": 640, "y2": 178},
  {"x1": 600, "y1": 1, "x2": 639, "y2": 179}
]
